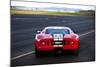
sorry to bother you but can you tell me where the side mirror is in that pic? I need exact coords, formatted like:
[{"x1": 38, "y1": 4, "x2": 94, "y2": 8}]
[
  {"x1": 73, "y1": 30, "x2": 77, "y2": 34},
  {"x1": 37, "y1": 30, "x2": 41, "y2": 33},
  {"x1": 74, "y1": 31, "x2": 77, "y2": 34}
]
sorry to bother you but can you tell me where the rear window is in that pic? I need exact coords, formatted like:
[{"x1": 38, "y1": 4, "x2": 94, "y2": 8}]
[{"x1": 46, "y1": 29, "x2": 70, "y2": 34}]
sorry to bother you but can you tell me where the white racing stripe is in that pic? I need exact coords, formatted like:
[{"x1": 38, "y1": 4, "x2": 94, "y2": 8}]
[{"x1": 11, "y1": 30, "x2": 95, "y2": 60}]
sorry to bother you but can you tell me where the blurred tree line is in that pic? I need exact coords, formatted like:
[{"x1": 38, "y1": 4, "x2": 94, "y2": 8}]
[{"x1": 79, "y1": 10, "x2": 95, "y2": 16}]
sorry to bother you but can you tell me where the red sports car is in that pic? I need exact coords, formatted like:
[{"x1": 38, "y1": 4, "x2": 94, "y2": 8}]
[{"x1": 34, "y1": 26, "x2": 79, "y2": 56}]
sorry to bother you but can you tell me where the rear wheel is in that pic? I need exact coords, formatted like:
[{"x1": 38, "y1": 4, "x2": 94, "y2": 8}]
[
  {"x1": 73, "y1": 44, "x2": 80, "y2": 56},
  {"x1": 35, "y1": 48, "x2": 42, "y2": 57},
  {"x1": 73, "y1": 50, "x2": 79, "y2": 56}
]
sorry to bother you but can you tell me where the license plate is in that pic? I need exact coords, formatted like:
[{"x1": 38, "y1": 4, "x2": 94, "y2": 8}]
[{"x1": 53, "y1": 45, "x2": 63, "y2": 47}]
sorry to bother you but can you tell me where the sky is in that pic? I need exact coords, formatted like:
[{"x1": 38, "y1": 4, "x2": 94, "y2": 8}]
[{"x1": 11, "y1": 0, "x2": 95, "y2": 11}]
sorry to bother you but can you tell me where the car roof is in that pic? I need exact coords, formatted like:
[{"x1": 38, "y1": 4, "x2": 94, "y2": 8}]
[{"x1": 41, "y1": 26, "x2": 73, "y2": 34}]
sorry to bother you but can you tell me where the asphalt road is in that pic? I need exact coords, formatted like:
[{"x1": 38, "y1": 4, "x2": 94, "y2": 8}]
[{"x1": 11, "y1": 14, "x2": 95, "y2": 66}]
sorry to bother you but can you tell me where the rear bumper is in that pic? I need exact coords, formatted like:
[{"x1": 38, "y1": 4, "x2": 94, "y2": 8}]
[
  {"x1": 35, "y1": 44, "x2": 79, "y2": 52},
  {"x1": 36, "y1": 47, "x2": 79, "y2": 54}
]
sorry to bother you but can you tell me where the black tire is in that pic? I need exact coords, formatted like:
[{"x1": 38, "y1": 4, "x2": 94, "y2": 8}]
[
  {"x1": 73, "y1": 50, "x2": 79, "y2": 56},
  {"x1": 35, "y1": 48, "x2": 41, "y2": 57},
  {"x1": 73, "y1": 44, "x2": 80, "y2": 56}
]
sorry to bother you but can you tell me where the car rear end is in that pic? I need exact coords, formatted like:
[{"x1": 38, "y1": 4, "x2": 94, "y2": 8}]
[{"x1": 34, "y1": 27, "x2": 79, "y2": 56}]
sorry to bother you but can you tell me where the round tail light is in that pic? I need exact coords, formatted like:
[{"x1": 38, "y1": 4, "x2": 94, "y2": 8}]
[{"x1": 41, "y1": 41, "x2": 46, "y2": 45}]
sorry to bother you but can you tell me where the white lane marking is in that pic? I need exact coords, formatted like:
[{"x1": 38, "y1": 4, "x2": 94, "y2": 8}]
[
  {"x1": 11, "y1": 30, "x2": 95, "y2": 60},
  {"x1": 79, "y1": 30, "x2": 94, "y2": 37},
  {"x1": 11, "y1": 51, "x2": 35, "y2": 60}
]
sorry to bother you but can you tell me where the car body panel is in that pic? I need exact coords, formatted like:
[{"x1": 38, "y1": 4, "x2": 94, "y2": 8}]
[{"x1": 34, "y1": 26, "x2": 79, "y2": 54}]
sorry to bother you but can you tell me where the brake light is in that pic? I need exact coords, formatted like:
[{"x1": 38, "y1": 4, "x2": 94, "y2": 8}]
[
  {"x1": 67, "y1": 40, "x2": 74, "y2": 45},
  {"x1": 41, "y1": 41, "x2": 46, "y2": 45},
  {"x1": 69, "y1": 41, "x2": 74, "y2": 45}
]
